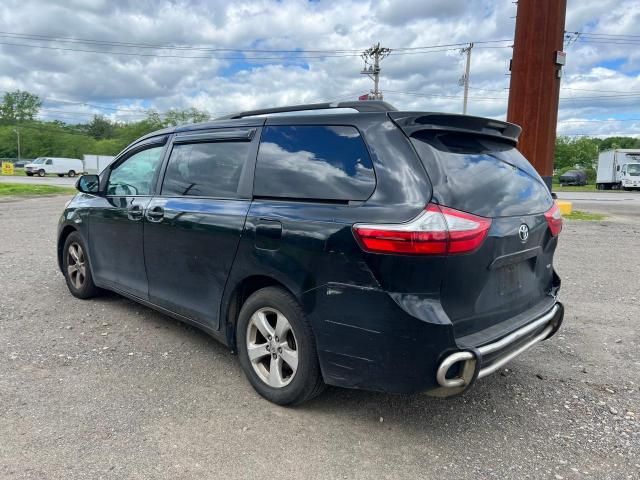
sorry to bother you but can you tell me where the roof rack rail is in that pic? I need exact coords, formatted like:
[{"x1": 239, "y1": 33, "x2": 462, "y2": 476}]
[{"x1": 215, "y1": 100, "x2": 397, "y2": 120}]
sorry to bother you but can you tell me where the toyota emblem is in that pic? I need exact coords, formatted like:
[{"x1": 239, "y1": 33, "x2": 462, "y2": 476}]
[{"x1": 518, "y1": 224, "x2": 529, "y2": 242}]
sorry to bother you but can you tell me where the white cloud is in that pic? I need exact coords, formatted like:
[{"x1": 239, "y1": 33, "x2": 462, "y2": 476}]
[{"x1": 0, "y1": 0, "x2": 636, "y2": 137}]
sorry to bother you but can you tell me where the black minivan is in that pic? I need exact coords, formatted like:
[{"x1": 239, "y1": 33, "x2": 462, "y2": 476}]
[{"x1": 58, "y1": 101, "x2": 564, "y2": 405}]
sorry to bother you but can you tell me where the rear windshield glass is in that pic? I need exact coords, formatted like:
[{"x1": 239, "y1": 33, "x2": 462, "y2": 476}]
[{"x1": 411, "y1": 132, "x2": 553, "y2": 217}]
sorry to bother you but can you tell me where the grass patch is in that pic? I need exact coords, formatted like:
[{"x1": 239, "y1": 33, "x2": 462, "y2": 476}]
[
  {"x1": 0, "y1": 183, "x2": 76, "y2": 196},
  {"x1": 564, "y1": 210, "x2": 606, "y2": 221},
  {"x1": 552, "y1": 184, "x2": 597, "y2": 192}
]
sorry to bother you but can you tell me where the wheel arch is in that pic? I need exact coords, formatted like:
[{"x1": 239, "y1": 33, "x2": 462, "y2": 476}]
[
  {"x1": 222, "y1": 275, "x2": 296, "y2": 351},
  {"x1": 57, "y1": 225, "x2": 78, "y2": 272}
]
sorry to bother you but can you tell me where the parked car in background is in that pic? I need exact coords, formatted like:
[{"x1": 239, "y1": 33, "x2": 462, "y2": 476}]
[
  {"x1": 25, "y1": 157, "x2": 84, "y2": 177},
  {"x1": 559, "y1": 169, "x2": 587, "y2": 186},
  {"x1": 57, "y1": 101, "x2": 564, "y2": 405},
  {"x1": 14, "y1": 160, "x2": 29, "y2": 168}
]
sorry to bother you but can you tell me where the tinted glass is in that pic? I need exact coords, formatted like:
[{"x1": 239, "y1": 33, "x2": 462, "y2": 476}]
[
  {"x1": 255, "y1": 126, "x2": 375, "y2": 201},
  {"x1": 45, "y1": 159, "x2": 53, "y2": 165},
  {"x1": 107, "y1": 146, "x2": 164, "y2": 196},
  {"x1": 411, "y1": 132, "x2": 553, "y2": 217},
  {"x1": 161, "y1": 142, "x2": 250, "y2": 197}
]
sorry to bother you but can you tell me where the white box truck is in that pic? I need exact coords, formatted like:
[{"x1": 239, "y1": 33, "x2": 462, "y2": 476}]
[
  {"x1": 596, "y1": 149, "x2": 640, "y2": 190},
  {"x1": 83, "y1": 154, "x2": 115, "y2": 174},
  {"x1": 24, "y1": 157, "x2": 84, "y2": 177}
]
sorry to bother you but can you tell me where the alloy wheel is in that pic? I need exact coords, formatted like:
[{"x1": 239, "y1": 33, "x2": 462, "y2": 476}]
[
  {"x1": 67, "y1": 242, "x2": 87, "y2": 290},
  {"x1": 246, "y1": 307, "x2": 299, "y2": 388}
]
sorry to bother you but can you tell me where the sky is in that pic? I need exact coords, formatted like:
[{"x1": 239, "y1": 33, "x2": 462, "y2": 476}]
[{"x1": 0, "y1": 0, "x2": 638, "y2": 137}]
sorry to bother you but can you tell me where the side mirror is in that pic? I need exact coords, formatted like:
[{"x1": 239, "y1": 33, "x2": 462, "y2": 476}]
[{"x1": 76, "y1": 174, "x2": 101, "y2": 195}]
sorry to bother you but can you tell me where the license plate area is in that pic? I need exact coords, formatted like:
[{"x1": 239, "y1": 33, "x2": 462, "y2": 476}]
[{"x1": 498, "y1": 263, "x2": 523, "y2": 296}]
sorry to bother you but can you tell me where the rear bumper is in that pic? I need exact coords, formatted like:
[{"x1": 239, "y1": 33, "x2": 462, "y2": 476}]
[
  {"x1": 431, "y1": 302, "x2": 564, "y2": 397},
  {"x1": 303, "y1": 281, "x2": 563, "y2": 395}
]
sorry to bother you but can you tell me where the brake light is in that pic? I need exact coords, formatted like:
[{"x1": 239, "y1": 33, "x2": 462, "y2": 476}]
[
  {"x1": 353, "y1": 203, "x2": 491, "y2": 255},
  {"x1": 544, "y1": 203, "x2": 563, "y2": 236}
]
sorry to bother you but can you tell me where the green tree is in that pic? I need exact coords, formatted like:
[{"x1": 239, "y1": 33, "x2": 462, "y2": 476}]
[
  {"x1": 599, "y1": 136, "x2": 640, "y2": 150},
  {"x1": 554, "y1": 136, "x2": 599, "y2": 170},
  {"x1": 86, "y1": 115, "x2": 115, "y2": 140},
  {"x1": 162, "y1": 107, "x2": 210, "y2": 126},
  {"x1": 0, "y1": 90, "x2": 42, "y2": 123}
]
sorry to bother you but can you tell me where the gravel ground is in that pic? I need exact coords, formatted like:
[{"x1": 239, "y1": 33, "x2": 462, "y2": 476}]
[{"x1": 1, "y1": 195, "x2": 638, "y2": 480}]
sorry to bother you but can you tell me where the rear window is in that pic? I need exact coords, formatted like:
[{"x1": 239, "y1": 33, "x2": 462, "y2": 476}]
[
  {"x1": 254, "y1": 125, "x2": 375, "y2": 201},
  {"x1": 411, "y1": 132, "x2": 553, "y2": 217}
]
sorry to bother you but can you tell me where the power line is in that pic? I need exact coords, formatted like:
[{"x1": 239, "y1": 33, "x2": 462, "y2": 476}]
[
  {"x1": 566, "y1": 31, "x2": 640, "y2": 40},
  {"x1": 0, "y1": 33, "x2": 513, "y2": 60},
  {"x1": 0, "y1": 89, "x2": 225, "y2": 116},
  {"x1": 0, "y1": 31, "x2": 363, "y2": 53},
  {"x1": 558, "y1": 118, "x2": 640, "y2": 123},
  {"x1": 466, "y1": 86, "x2": 640, "y2": 95},
  {"x1": 575, "y1": 39, "x2": 640, "y2": 46},
  {"x1": 384, "y1": 90, "x2": 507, "y2": 101},
  {"x1": 0, "y1": 40, "x2": 365, "y2": 60},
  {"x1": 562, "y1": 87, "x2": 640, "y2": 94},
  {"x1": 0, "y1": 30, "x2": 512, "y2": 53},
  {"x1": 0, "y1": 39, "x2": 501, "y2": 60},
  {"x1": 561, "y1": 132, "x2": 640, "y2": 137},
  {"x1": 8, "y1": 122, "x2": 97, "y2": 137},
  {"x1": 384, "y1": 89, "x2": 640, "y2": 102}
]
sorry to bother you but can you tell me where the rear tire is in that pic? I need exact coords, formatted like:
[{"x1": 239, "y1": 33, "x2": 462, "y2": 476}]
[
  {"x1": 236, "y1": 286, "x2": 325, "y2": 405},
  {"x1": 62, "y1": 232, "x2": 101, "y2": 299},
  {"x1": 68, "y1": 170, "x2": 76, "y2": 177},
  {"x1": 37, "y1": 169, "x2": 45, "y2": 177}
]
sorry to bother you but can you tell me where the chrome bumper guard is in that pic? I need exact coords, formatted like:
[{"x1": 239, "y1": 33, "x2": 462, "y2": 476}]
[{"x1": 436, "y1": 303, "x2": 563, "y2": 391}]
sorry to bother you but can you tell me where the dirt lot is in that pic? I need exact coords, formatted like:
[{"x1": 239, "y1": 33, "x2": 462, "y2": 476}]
[{"x1": 1, "y1": 195, "x2": 638, "y2": 480}]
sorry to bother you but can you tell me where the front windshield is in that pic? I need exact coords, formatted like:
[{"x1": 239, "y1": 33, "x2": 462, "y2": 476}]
[
  {"x1": 626, "y1": 164, "x2": 640, "y2": 176},
  {"x1": 31, "y1": 158, "x2": 44, "y2": 164}
]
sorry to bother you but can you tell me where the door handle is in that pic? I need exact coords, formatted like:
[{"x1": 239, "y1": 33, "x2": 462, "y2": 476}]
[
  {"x1": 127, "y1": 204, "x2": 144, "y2": 221},
  {"x1": 146, "y1": 206, "x2": 165, "y2": 223}
]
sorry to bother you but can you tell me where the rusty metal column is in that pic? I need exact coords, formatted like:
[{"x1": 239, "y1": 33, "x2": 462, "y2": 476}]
[{"x1": 507, "y1": 0, "x2": 567, "y2": 191}]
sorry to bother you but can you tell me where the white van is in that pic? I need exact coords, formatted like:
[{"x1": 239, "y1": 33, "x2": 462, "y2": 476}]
[{"x1": 25, "y1": 157, "x2": 84, "y2": 177}]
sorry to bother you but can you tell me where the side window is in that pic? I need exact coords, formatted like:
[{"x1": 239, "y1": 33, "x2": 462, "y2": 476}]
[
  {"x1": 45, "y1": 159, "x2": 53, "y2": 165},
  {"x1": 161, "y1": 142, "x2": 250, "y2": 198},
  {"x1": 254, "y1": 126, "x2": 375, "y2": 201},
  {"x1": 107, "y1": 146, "x2": 164, "y2": 196}
]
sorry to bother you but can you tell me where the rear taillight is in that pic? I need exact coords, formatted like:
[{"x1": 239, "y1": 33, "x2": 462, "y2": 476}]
[
  {"x1": 353, "y1": 203, "x2": 491, "y2": 255},
  {"x1": 544, "y1": 203, "x2": 563, "y2": 236}
]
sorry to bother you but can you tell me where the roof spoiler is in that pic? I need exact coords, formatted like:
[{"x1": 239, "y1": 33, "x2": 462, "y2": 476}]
[
  {"x1": 216, "y1": 101, "x2": 397, "y2": 120},
  {"x1": 389, "y1": 112, "x2": 522, "y2": 145}
]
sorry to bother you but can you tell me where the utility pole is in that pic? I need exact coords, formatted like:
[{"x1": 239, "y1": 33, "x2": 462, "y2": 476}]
[
  {"x1": 13, "y1": 128, "x2": 20, "y2": 162},
  {"x1": 507, "y1": 0, "x2": 567, "y2": 191},
  {"x1": 460, "y1": 43, "x2": 474, "y2": 114},
  {"x1": 360, "y1": 43, "x2": 391, "y2": 100}
]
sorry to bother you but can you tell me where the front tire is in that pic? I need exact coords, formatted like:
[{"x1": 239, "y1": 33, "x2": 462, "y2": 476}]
[
  {"x1": 37, "y1": 169, "x2": 45, "y2": 177},
  {"x1": 236, "y1": 287, "x2": 325, "y2": 405},
  {"x1": 68, "y1": 170, "x2": 76, "y2": 177},
  {"x1": 62, "y1": 232, "x2": 101, "y2": 299}
]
